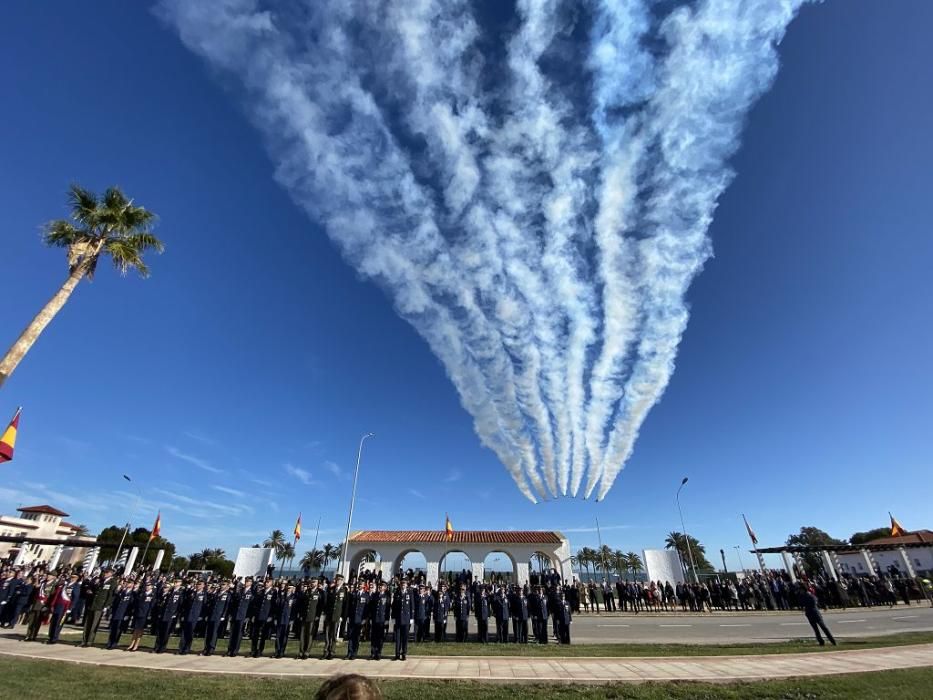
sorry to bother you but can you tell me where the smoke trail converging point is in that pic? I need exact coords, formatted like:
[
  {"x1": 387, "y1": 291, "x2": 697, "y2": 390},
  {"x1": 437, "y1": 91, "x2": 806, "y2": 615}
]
[{"x1": 160, "y1": 0, "x2": 811, "y2": 503}]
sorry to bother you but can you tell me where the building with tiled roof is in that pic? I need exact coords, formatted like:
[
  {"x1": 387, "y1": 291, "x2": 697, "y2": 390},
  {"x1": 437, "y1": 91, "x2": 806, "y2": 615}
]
[
  {"x1": 0, "y1": 504, "x2": 96, "y2": 567},
  {"x1": 341, "y1": 530, "x2": 572, "y2": 585}
]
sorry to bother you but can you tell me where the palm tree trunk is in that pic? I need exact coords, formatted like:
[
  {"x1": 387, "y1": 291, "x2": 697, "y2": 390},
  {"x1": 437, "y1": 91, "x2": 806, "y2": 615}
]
[{"x1": 0, "y1": 267, "x2": 86, "y2": 387}]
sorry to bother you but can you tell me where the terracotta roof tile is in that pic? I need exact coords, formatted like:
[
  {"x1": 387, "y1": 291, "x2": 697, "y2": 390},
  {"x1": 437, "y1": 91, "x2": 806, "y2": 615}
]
[
  {"x1": 17, "y1": 505, "x2": 69, "y2": 517},
  {"x1": 866, "y1": 530, "x2": 933, "y2": 546},
  {"x1": 349, "y1": 530, "x2": 563, "y2": 545}
]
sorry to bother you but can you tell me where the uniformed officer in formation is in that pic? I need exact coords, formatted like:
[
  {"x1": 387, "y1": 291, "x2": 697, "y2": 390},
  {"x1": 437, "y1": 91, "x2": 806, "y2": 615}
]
[
  {"x1": 321, "y1": 574, "x2": 348, "y2": 660},
  {"x1": 179, "y1": 580, "x2": 207, "y2": 654},
  {"x1": 226, "y1": 577, "x2": 255, "y2": 657},
  {"x1": 105, "y1": 580, "x2": 134, "y2": 650},
  {"x1": 274, "y1": 583, "x2": 298, "y2": 658},
  {"x1": 433, "y1": 582, "x2": 451, "y2": 642},
  {"x1": 413, "y1": 584, "x2": 430, "y2": 643},
  {"x1": 493, "y1": 585, "x2": 510, "y2": 643},
  {"x1": 203, "y1": 580, "x2": 231, "y2": 656},
  {"x1": 127, "y1": 582, "x2": 156, "y2": 652},
  {"x1": 391, "y1": 578, "x2": 413, "y2": 660},
  {"x1": 530, "y1": 585, "x2": 549, "y2": 644},
  {"x1": 297, "y1": 577, "x2": 325, "y2": 659},
  {"x1": 155, "y1": 579, "x2": 184, "y2": 653},
  {"x1": 510, "y1": 585, "x2": 529, "y2": 644},
  {"x1": 251, "y1": 578, "x2": 277, "y2": 657},
  {"x1": 81, "y1": 569, "x2": 116, "y2": 647},
  {"x1": 453, "y1": 582, "x2": 471, "y2": 642},
  {"x1": 474, "y1": 584, "x2": 490, "y2": 643},
  {"x1": 367, "y1": 580, "x2": 391, "y2": 660},
  {"x1": 344, "y1": 581, "x2": 368, "y2": 660}
]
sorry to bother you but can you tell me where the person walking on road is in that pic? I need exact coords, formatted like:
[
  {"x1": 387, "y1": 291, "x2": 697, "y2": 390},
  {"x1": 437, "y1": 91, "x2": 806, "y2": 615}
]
[{"x1": 800, "y1": 584, "x2": 836, "y2": 646}]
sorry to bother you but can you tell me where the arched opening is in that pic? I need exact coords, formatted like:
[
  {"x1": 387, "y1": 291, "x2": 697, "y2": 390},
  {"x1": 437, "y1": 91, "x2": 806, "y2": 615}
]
[
  {"x1": 439, "y1": 550, "x2": 473, "y2": 586},
  {"x1": 529, "y1": 551, "x2": 554, "y2": 587},
  {"x1": 348, "y1": 548, "x2": 382, "y2": 581},
  {"x1": 483, "y1": 550, "x2": 516, "y2": 585},
  {"x1": 394, "y1": 549, "x2": 428, "y2": 583}
]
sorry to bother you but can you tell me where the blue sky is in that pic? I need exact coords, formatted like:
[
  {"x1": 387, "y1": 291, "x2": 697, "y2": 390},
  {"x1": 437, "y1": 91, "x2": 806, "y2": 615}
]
[{"x1": 1, "y1": 1, "x2": 931, "y2": 570}]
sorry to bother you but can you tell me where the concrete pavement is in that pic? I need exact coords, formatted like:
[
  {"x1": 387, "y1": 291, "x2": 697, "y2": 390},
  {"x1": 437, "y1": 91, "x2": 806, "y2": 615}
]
[{"x1": 0, "y1": 634, "x2": 931, "y2": 682}]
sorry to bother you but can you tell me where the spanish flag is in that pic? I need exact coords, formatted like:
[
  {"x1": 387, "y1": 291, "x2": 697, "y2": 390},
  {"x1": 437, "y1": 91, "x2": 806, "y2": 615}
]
[
  {"x1": 890, "y1": 512, "x2": 907, "y2": 537},
  {"x1": 0, "y1": 407, "x2": 21, "y2": 463},
  {"x1": 149, "y1": 512, "x2": 161, "y2": 541},
  {"x1": 293, "y1": 513, "x2": 302, "y2": 542},
  {"x1": 445, "y1": 513, "x2": 454, "y2": 541},
  {"x1": 742, "y1": 514, "x2": 759, "y2": 546}
]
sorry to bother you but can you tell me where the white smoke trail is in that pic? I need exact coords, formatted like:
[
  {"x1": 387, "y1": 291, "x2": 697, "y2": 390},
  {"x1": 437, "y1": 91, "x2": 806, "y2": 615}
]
[{"x1": 159, "y1": 0, "x2": 811, "y2": 503}]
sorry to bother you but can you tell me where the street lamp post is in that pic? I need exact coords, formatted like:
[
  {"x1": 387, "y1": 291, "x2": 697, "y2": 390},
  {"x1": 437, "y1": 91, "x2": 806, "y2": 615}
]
[
  {"x1": 338, "y1": 432, "x2": 374, "y2": 578},
  {"x1": 733, "y1": 545, "x2": 747, "y2": 573},
  {"x1": 676, "y1": 477, "x2": 700, "y2": 583}
]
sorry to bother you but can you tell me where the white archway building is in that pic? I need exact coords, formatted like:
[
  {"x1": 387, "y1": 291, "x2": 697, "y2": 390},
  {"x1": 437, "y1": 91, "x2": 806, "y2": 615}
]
[{"x1": 341, "y1": 530, "x2": 573, "y2": 586}]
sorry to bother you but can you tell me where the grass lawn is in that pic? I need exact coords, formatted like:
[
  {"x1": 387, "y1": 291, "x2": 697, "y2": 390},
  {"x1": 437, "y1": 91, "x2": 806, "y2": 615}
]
[
  {"x1": 1, "y1": 656, "x2": 931, "y2": 699},
  {"x1": 54, "y1": 627, "x2": 933, "y2": 657}
]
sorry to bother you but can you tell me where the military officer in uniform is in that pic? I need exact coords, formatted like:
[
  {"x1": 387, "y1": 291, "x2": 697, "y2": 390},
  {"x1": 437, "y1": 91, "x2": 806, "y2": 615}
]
[
  {"x1": 474, "y1": 585, "x2": 490, "y2": 643},
  {"x1": 322, "y1": 574, "x2": 348, "y2": 660},
  {"x1": 297, "y1": 578, "x2": 325, "y2": 659},
  {"x1": 433, "y1": 582, "x2": 451, "y2": 642},
  {"x1": 391, "y1": 579, "x2": 413, "y2": 660},
  {"x1": 154, "y1": 580, "x2": 183, "y2": 653},
  {"x1": 226, "y1": 577, "x2": 255, "y2": 657},
  {"x1": 530, "y1": 586, "x2": 549, "y2": 644},
  {"x1": 367, "y1": 581, "x2": 391, "y2": 660},
  {"x1": 105, "y1": 580, "x2": 135, "y2": 649},
  {"x1": 493, "y1": 586, "x2": 510, "y2": 644},
  {"x1": 81, "y1": 570, "x2": 116, "y2": 647},
  {"x1": 251, "y1": 578, "x2": 277, "y2": 657},
  {"x1": 413, "y1": 584, "x2": 430, "y2": 643},
  {"x1": 179, "y1": 580, "x2": 207, "y2": 654},
  {"x1": 203, "y1": 580, "x2": 232, "y2": 656},
  {"x1": 127, "y1": 582, "x2": 156, "y2": 652},
  {"x1": 344, "y1": 582, "x2": 369, "y2": 660},
  {"x1": 452, "y1": 583, "x2": 471, "y2": 642},
  {"x1": 555, "y1": 590, "x2": 572, "y2": 644},
  {"x1": 274, "y1": 583, "x2": 298, "y2": 658},
  {"x1": 510, "y1": 586, "x2": 529, "y2": 643}
]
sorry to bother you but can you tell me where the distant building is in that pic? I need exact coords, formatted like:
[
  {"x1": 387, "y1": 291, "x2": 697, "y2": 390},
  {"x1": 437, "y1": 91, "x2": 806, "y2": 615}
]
[
  {"x1": 836, "y1": 530, "x2": 932, "y2": 577},
  {"x1": 0, "y1": 504, "x2": 96, "y2": 566}
]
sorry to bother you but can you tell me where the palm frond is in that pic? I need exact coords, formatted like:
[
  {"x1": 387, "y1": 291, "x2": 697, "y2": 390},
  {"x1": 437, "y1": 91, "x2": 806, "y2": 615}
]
[
  {"x1": 120, "y1": 231, "x2": 165, "y2": 254},
  {"x1": 105, "y1": 239, "x2": 150, "y2": 277},
  {"x1": 68, "y1": 184, "x2": 99, "y2": 225},
  {"x1": 43, "y1": 220, "x2": 84, "y2": 248}
]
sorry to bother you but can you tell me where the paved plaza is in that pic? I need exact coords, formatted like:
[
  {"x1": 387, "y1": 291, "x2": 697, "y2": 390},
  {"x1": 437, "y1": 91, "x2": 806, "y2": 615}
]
[{"x1": 0, "y1": 633, "x2": 930, "y2": 683}]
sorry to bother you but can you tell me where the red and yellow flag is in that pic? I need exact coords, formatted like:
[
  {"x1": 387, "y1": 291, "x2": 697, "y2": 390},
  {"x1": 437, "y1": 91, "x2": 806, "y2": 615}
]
[
  {"x1": 742, "y1": 514, "x2": 758, "y2": 546},
  {"x1": 890, "y1": 512, "x2": 907, "y2": 537},
  {"x1": 0, "y1": 407, "x2": 22, "y2": 463},
  {"x1": 445, "y1": 513, "x2": 454, "y2": 541},
  {"x1": 149, "y1": 512, "x2": 161, "y2": 541},
  {"x1": 294, "y1": 513, "x2": 302, "y2": 541}
]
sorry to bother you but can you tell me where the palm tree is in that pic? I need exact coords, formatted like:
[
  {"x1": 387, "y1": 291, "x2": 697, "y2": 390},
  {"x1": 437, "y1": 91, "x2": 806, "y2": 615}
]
[
  {"x1": 612, "y1": 549, "x2": 627, "y2": 580},
  {"x1": 280, "y1": 542, "x2": 295, "y2": 572},
  {"x1": 0, "y1": 184, "x2": 163, "y2": 388},
  {"x1": 264, "y1": 529, "x2": 287, "y2": 559},
  {"x1": 598, "y1": 545, "x2": 614, "y2": 580},
  {"x1": 576, "y1": 547, "x2": 595, "y2": 581},
  {"x1": 299, "y1": 548, "x2": 325, "y2": 574},
  {"x1": 625, "y1": 551, "x2": 644, "y2": 578},
  {"x1": 321, "y1": 543, "x2": 337, "y2": 572},
  {"x1": 73, "y1": 524, "x2": 90, "y2": 537}
]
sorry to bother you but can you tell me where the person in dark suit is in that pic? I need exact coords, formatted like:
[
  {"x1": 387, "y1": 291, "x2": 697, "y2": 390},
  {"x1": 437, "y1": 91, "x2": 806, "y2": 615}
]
[
  {"x1": 322, "y1": 575, "x2": 348, "y2": 660},
  {"x1": 433, "y1": 583, "x2": 451, "y2": 642},
  {"x1": 6, "y1": 574, "x2": 33, "y2": 628},
  {"x1": 530, "y1": 586, "x2": 549, "y2": 644},
  {"x1": 392, "y1": 579, "x2": 413, "y2": 660},
  {"x1": 0, "y1": 570, "x2": 23, "y2": 627},
  {"x1": 226, "y1": 577, "x2": 255, "y2": 657},
  {"x1": 154, "y1": 580, "x2": 183, "y2": 653},
  {"x1": 47, "y1": 575, "x2": 77, "y2": 644},
  {"x1": 800, "y1": 584, "x2": 837, "y2": 646},
  {"x1": 127, "y1": 582, "x2": 156, "y2": 651},
  {"x1": 367, "y1": 581, "x2": 391, "y2": 660},
  {"x1": 274, "y1": 583, "x2": 298, "y2": 658},
  {"x1": 106, "y1": 580, "x2": 135, "y2": 649},
  {"x1": 81, "y1": 571, "x2": 116, "y2": 647},
  {"x1": 473, "y1": 586, "x2": 490, "y2": 643},
  {"x1": 555, "y1": 590, "x2": 572, "y2": 644},
  {"x1": 203, "y1": 580, "x2": 232, "y2": 656},
  {"x1": 250, "y1": 579, "x2": 277, "y2": 658},
  {"x1": 452, "y1": 583, "x2": 471, "y2": 642},
  {"x1": 493, "y1": 586, "x2": 510, "y2": 643},
  {"x1": 510, "y1": 586, "x2": 529, "y2": 644},
  {"x1": 297, "y1": 578, "x2": 324, "y2": 659},
  {"x1": 179, "y1": 580, "x2": 207, "y2": 655},
  {"x1": 412, "y1": 584, "x2": 430, "y2": 643},
  {"x1": 344, "y1": 582, "x2": 369, "y2": 660}
]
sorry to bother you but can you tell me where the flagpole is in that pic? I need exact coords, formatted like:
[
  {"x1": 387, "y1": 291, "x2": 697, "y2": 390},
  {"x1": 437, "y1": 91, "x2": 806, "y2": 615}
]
[
  {"x1": 743, "y1": 514, "x2": 767, "y2": 574},
  {"x1": 338, "y1": 432, "x2": 374, "y2": 579}
]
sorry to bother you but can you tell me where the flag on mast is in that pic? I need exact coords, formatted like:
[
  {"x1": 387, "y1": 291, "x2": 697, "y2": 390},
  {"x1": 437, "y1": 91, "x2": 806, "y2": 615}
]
[
  {"x1": 742, "y1": 514, "x2": 759, "y2": 546},
  {"x1": 889, "y1": 512, "x2": 907, "y2": 537},
  {"x1": 149, "y1": 512, "x2": 161, "y2": 541},
  {"x1": 445, "y1": 513, "x2": 454, "y2": 541},
  {"x1": 294, "y1": 513, "x2": 302, "y2": 542},
  {"x1": 0, "y1": 407, "x2": 22, "y2": 463}
]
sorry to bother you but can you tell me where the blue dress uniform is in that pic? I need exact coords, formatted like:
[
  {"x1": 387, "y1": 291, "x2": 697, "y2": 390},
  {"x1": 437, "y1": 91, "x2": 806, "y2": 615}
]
[
  {"x1": 131, "y1": 587, "x2": 156, "y2": 638},
  {"x1": 179, "y1": 586, "x2": 207, "y2": 654},
  {"x1": 367, "y1": 586, "x2": 391, "y2": 660},
  {"x1": 413, "y1": 589, "x2": 430, "y2": 642},
  {"x1": 432, "y1": 587, "x2": 451, "y2": 642},
  {"x1": 106, "y1": 587, "x2": 134, "y2": 649},
  {"x1": 251, "y1": 584, "x2": 277, "y2": 657},
  {"x1": 530, "y1": 589, "x2": 549, "y2": 644},
  {"x1": 344, "y1": 587, "x2": 369, "y2": 659},
  {"x1": 204, "y1": 587, "x2": 232, "y2": 656},
  {"x1": 155, "y1": 586, "x2": 183, "y2": 653},
  {"x1": 226, "y1": 582, "x2": 255, "y2": 657},
  {"x1": 493, "y1": 590, "x2": 510, "y2": 643},
  {"x1": 391, "y1": 585, "x2": 413, "y2": 660},
  {"x1": 274, "y1": 589, "x2": 298, "y2": 658},
  {"x1": 473, "y1": 589, "x2": 490, "y2": 643},
  {"x1": 452, "y1": 588, "x2": 471, "y2": 642},
  {"x1": 510, "y1": 589, "x2": 529, "y2": 643}
]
